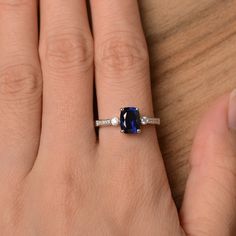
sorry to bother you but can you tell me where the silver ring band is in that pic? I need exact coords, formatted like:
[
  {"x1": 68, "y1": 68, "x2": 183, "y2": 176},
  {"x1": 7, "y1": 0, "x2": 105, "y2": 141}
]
[{"x1": 95, "y1": 117, "x2": 160, "y2": 127}]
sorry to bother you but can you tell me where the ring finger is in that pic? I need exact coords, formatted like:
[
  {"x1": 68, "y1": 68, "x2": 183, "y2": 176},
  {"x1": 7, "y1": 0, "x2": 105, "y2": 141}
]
[
  {"x1": 91, "y1": 0, "x2": 157, "y2": 144},
  {"x1": 90, "y1": 3, "x2": 180, "y2": 230}
]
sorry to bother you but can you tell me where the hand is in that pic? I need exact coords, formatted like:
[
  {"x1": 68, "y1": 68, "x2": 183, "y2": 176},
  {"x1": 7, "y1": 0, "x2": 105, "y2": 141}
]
[{"x1": 0, "y1": 1, "x2": 235, "y2": 235}]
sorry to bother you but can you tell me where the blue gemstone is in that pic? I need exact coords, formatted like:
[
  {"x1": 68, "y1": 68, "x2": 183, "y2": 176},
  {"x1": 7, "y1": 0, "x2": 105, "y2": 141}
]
[{"x1": 120, "y1": 107, "x2": 141, "y2": 134}]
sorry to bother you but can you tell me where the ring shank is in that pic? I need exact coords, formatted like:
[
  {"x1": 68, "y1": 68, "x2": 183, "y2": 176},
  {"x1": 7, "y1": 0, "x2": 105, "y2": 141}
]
[
  {"x1": 95, "y1": 119, "x2": 113, "y2": 127},
  {"x1": 95, "y1": 117, "x2": 160, "y2": 127},
  {"x1": 144, "y1": 117, "x2": 161, "y2": 125}
]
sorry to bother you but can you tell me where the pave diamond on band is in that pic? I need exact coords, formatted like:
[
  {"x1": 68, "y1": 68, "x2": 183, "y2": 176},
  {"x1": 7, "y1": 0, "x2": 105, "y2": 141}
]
[{"x1": 95, "y1": 107, "x2": 160, "y2": 134}]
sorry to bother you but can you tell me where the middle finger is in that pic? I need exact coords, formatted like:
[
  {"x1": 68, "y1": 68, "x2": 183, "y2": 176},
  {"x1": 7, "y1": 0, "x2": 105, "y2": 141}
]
[{"x1": 39, "y1": 0, "x2": 95, "y2": 159}]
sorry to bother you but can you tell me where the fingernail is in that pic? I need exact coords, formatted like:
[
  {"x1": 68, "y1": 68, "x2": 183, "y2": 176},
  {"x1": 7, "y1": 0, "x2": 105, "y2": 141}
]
[{"x1": 229, "y1": 89, "x2": 236, "y2": 130}]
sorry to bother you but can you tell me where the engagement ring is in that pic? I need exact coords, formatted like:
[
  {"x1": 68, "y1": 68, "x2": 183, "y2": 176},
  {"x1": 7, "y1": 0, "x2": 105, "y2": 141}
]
[{"x1": 95, "y1": 107, "x2": 160, "y2": 134}]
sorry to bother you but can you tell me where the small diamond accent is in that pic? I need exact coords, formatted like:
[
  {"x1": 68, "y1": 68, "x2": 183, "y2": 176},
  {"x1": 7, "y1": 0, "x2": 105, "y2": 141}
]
[
  {"x1": 111, "y1": 117, "x2": 119, "y2": 126},
  {"x1": 141, "y1": 116, "x2": 149, "y2": 125}
]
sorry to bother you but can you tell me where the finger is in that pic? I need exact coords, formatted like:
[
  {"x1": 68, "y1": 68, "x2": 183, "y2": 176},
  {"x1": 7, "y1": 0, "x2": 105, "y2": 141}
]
[
  {"x1": 0, "y1": 1, "x2": 42, "y2": 179},
  {"x1": 39, "y1": 0, "x2": 95, "y2": 158},
  {"x1": 90, "y1": 0, "x2": 156, "y2": 143},
  {"x1": 180, "y1": 91, "x2": 236, "y2": 235},
  {"x1": 90, "y1": 3, "x2": 184, "y2": 233}
]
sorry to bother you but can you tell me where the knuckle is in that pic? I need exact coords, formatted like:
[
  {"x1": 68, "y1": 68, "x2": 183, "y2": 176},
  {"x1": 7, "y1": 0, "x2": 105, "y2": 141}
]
[
  {"x1": 0, "y1": 0, "x2": 32, "y2": 8},
  {"x1": 37, "y1": 167, "x2": 87, "y2": 231},
  {"x1": 42, "y1": 31, "x2": 93, "y2": 73},
  {"x1": 103, "y1": 148, "x2": 166, "y2": 222},
  {"x1": 96, "y1": 32, "x2": 149, "y2": 73},
  {"x1": 0, "y1": 185, "x2": 25, "y2": 233},
  {"x1": 0, "y1": 64, "x2": 42, "y2": 104}
]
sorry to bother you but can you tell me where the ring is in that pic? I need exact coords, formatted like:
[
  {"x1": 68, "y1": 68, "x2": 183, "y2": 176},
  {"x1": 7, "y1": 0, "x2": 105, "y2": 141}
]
[{"x1": 95, "y1": 107, "x2": 160, "y2": 134}]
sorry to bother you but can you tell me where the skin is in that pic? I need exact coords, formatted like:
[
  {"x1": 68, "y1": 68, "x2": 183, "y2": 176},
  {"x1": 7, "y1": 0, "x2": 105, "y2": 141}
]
[{"x1": 0, "y1": 0, "x2": 235, "y2": 235}]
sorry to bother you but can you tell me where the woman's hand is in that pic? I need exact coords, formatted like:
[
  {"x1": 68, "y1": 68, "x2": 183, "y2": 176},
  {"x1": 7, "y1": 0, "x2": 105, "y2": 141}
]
[{"x1": 0, "y1": 0, "x2": 235, "y2": 235}]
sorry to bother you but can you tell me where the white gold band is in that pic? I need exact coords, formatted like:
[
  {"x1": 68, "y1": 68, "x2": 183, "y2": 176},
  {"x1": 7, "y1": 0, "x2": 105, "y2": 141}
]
[{"x1": 95, "y1": 116, "x2": 160, "y2": 127}]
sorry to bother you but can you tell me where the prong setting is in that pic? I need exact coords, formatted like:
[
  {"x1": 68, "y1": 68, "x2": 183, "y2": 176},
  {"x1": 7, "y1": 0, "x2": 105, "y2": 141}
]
[{"x1": 120, "y1": 107, "x2": 141, "y2": 134}]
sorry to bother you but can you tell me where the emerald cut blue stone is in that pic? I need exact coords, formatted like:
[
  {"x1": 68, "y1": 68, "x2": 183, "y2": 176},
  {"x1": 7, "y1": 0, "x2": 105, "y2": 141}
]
[{"x1": 120, "y1": 107, "x2": 141, "y2": 134}]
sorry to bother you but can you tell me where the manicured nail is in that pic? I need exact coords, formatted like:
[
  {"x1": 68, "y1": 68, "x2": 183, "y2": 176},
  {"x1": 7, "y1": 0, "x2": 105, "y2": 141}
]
[{"x1": 229, "y1": 89, "x2": 236, "y2": 130}]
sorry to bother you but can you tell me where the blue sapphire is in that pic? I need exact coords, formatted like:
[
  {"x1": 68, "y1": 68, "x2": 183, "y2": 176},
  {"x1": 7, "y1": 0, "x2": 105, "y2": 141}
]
[{"x1": 120, "y1": 107, "x2": 141, "y2": 134}]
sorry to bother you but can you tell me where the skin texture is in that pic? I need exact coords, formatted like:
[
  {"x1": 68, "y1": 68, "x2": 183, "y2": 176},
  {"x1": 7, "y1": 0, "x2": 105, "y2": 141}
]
[{"x1": 0, "y1": 0, "x2": 235, "y2": 235}]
